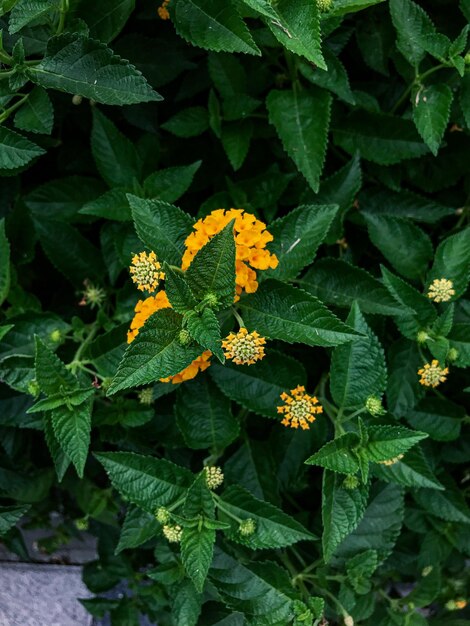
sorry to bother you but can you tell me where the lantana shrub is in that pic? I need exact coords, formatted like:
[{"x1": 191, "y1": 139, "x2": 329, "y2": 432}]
[{"x1": 0, "y1": 0, "x2": 469, "y2": 625}]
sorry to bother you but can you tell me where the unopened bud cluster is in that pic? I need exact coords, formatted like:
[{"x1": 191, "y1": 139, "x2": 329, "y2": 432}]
[
  {"x1": 162, "y1": 524, "x2": 182, "y2": 543},
  {"x1": 204, "y1": 466, "x2": 224, "y2": 490},
  {"x1": 239, "y1": 518, "x2": 256, "y2": 536}
]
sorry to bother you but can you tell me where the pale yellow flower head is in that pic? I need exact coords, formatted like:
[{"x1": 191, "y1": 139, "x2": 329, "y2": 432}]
[
  {"x1": 427, "y1": 278, "x2": 455, "y2": 303},
  {"x1": 418, "y1": 360, "x2": 449, "y2": 387}
]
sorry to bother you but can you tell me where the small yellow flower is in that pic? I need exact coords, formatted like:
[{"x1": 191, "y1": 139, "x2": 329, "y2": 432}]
[
  {"x1": 418, "y1": 360, "x2": 449, "y2": 387},
  {"x1": 277, "y1": 385, "x2": 323, "y2": 430},
  {"x1": 162, "y1": 524, "x2": 182, "y2": 543},
  {"x1": 129, "y1": 251, "x2": 165, "y2": 293},
  {"x1": 222, "y1": 327, "x2": 266, "y2": 365},
  {"x1": 427, "y1": 278, "x2": 455, "y2": 303},
  {"x1": 138, "y1": 387, "x2": 153, "y2": 405},
  {"x1": 379, "y1": 454, "x2": 404, "y2": 466},
  {"x1": 204, "y1": 466, "x2": 224, "y2": 490}
]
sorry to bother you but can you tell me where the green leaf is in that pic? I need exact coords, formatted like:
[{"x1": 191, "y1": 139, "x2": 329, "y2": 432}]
[
  {"x1": 386, "y1": 339, "x2": 424, "y2": 417},
  {"x1": 427, "y1": 226, "x2": 470, "y2": 297},
  {"x1": 0, "y1": 218, "x2": 10, "y2": 306},
  {"x1": 364, "y1": 213, "x2": 433, "y2": 280},
  {"x1": 107, "y1": 309, "x2": 203, "y2": 395},
  {"x1": 0, "y1": 126, "x2": 45, "y2": 170},
  {"x1": 116, "y1": 505, "x2": 160, "y2": 553},
  {"x1": 185, "y1": 221, "x2": 236, "y2": 309},
  {"x1": 161, "y1": 106, "x2": 209, "y2": 137},
  {"x1": 143, "y1": 161, "x2": 201, "y2": 203},
  {"x1": 172, "y1": 580, "x2": 202, "y2": 626},
  {"x1": 28, "y1": 34, "x2": 162, "y2": 105},
  {"x1": 0, "y1": 504, "x2": 30, "y2": 536},
  {"x1": 359, "y1": 188, "x2": 455, "y2": 224},
  {"x1": 221, "y1": 120, "x2": 253, "y2": 171},
  {"x1": 414, "y1": 477, "x2": 470, "y2": 524},
  {"x1": 164, "y1": 265, "x2": 197, "y2": 313},
  {"x1": 413, "y1": 84, "x2": 453, "y2": 156},
  {"x1": 380, "y1": 266, "x2": 436, "y2": 324},
  {"x1": 34, "y1": 336, "x2": 78, "y2": 396},
  {"x1": 302, "y1": 259, "x2": 405, "y2": 316},
  {"x1": 8, "y1": 0, "x2": 57, "y2": 34},
  {"x1": 265, "y1": 204, "x2": 339, "y2": 281},
  {"x1": 333, "y1": 111, "x2": 428, "y2": 164},
  {"x1": 43, "y1": 412, "x2": 71, "y2": 482},
  {"x1": 371, "y1": 446, "x2": 444, "y2": 490},
  {"x1": 129, "y1": 195, "x2": 194, "y2": 266},
  {"x1": 449, "y1": 323, "x2": 470, "y2": 367},
  {"x1": 173, "y1": 0, "x2": 260, "y2": 56},
  {"x1": 330, "y1": 302, "x2": 387, "y2": 410},
  {"x1": 401, "y1": 567, "x2": 441, "y2": 608},
  {"x1": 181, "y1": 525, "x2": 215, "y2": 593},
  {"x1": 305, "y1": 433, "x2": 360, "y2": 475},
  {"x1": 14, "y1": 87, "x2": 54, "y2": 135},
  {"x1": 362, "y1": 425, "x2": 427, "y2": 463},
  {"x1": 25, "y1": 176, "x2": 104, "y2": 221},
  {"x1": 346, "y1": 550, "x2": 378, "y2": 594},
  {"x1": 299, "y1": 49, "x2": 355, "y2": 104},
  {"x1": 406, "y1": 398, "x2": 463, "y2": 441},
  {"x1": 185, "y1": 309, "x2": 224, "y2": 361},
  {"x1": 389, "y1": 0, "x2": 437, "y2": 66},
  {"x1": 175, "y1": 376, "x2": 239, "y2": 450},
  {"x1": 267, "y1": 88, "x2": 331, "y2": 193},
  {"x1": 91, "y1": 109, "x2": 141, "y2": 187},
  {"x1": 328, "y1": 0, "x2": 385, "y2": 16},
  {"x1": 73, "y1": 0, "x2": 135, "y2": 43},
  {"x1": 219, "y1": 485, "x2": 316, "y2": 549},
  {"x1": 210, "y1": 350, "x2": 306, "y2": 419},
  {"x1": 321, "y1": 471, "x2": 369, "y2": 563},
  {"x1": 80, "y1": 188, "x2": 131, "y2": 222},
  {"x1": 461, "y1": 73, "x2": 470, "y2": 129},
  {"x1": 28, "y1": 387, "x2": 94, "y2": 413},
  {"x1": 51, "y1": 397, "x2": 93, "y2": 478},
  {"x1": 209, "y1": 549, "x2": 295, "y2": 624},
  {"x1": 95, "y1": 451, "x2": 193, "y2": 514},
  {"x1": 239, "y1": 280, "x2": 360, "y2": 348},
  {"x1": 331, "y1": 483, "x2": 405, "y2": 566}
]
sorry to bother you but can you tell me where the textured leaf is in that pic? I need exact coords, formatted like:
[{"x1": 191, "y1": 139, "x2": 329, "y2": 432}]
[
  {"x1": 299, "y1": 49, "x2": 355, "y2": 104},
  {"x1": 267, "y1": 88, "x2": 331, "y2": 193},
  {"x1": 225, "y1": 440, "x2": 279, "y2": 503},
  {"x1": 414, "y1": 477, "x2": 470, "y2": 524},
  {"x1": 305, "y1": 433, "x2": 360, "y2": 475},
  {"x1": 161, "y1": 107, "x2": 209, "y2": 137},
  {"x1": 73, "y1": 0, "x2": 135, "y2": 43},
  {"x1": 302, "y1": 259, "x2": 405, "y2": 316},
  {"x1": 185, "y1": 309, "x2": 224, "y2": 361},
  {"x1": 386, "y1": 339, "x2": 424, "y2": 417},
  {"x1": 372, "y1": 447, "x2": 444, "y2": 490},
  {"x1": 346, "y1": 549, "x2": 378, "y2": 594},
  {"x1": 0, "y1": 126, "x2": 45, "y2": 170},
  {"x1": 364, "y1": 213, "x2": 433, "y2": 280},
  {"x1": 173, "y1": 0, "x2": 260, "y2": 55},
  {"x1": 406, "y1": 398, "x2": 463, "y2": 441},
  {"x1": 0, "y1": 219, "x2": 10, "y2": 306},
  {"x1": 210, "y1": 350, "x2": 306, "y2": 419},
  {"x1": 220, "y1": 485, "x2": 315, "y2": 549},
  {"x1": 107, "y1": 309, "x2": 203, "y2": 394},
  {"x1": 25, "y1": 176, "x2": 104, "y2": 221},
  {"x1": 413, "y1": 84, "x2": 453, "y2": 156},
  {"x1": 8, "y1": 0, "x2": 57, "y2": 34},
  {"x1": 116, "y1": 505, "x2": 160, "y2": 553},
  {"x1": 266, "y1": 204, "x2": 339, "y2": 280},
  {"x1": 221, "y1": 120, "x2": 253, "y2": 171},
  {"x1": 51, "y1": 397, "x2": 93, "y2": 478},
  {"x1": 381, "y1": 266, "x2": 436, "y2": 324},
  {"x1": 321, "y1": 471, "x2": 369, "y2": 562},
  {"x1": 0, "y1": 504, "x2": 30, "y2": 536},
  {"x1": 172, "y1": 580, "x2": 202, "y2": 626},
  {"x1": 129, "y1": 196, "x2": 194, "y2": 266},
  {"x1": 239, "y1": 280, "x2": 360, "y2": 348},
  {"x1": 389, "y1": 0, "x2": 437, "y2": 66},
  {"x1": 80, "y1": 188, "x2": 131, "y2": 222},
  {"x1": 427, "y1": 226, "x2": 470, "y2": 297},
  {"x1": 91, "y1": 109, "x2": 141, "y2": 187},
  {"x1": 185, "y1": 222, "x2": 236, "y2": 308},
  {"x1": 329, "y1": 0, "x2": 385, "y2": 16},
  {"x1": 143, "y1": 161, "x2": 201, "y2": 203},
  {"x1": 448, "y1": 323, "x2": 470, "y2": 368},
  {"x1": 14, "y1": 87, "x2": 54, "y2": 135},
  {"x1": 176, "y1": 376, "x2": 239, "y2": 450},
  {"x1": 363, "y1": 425, "x2": 427, "y2": 463},
  {"x1": 330, "y1": 302, "x2": 387, "y2": 410},
  {"x1": 359, "y1": 188, "x2": 455, "y2": 223},
  {"x1": 164, "y1": 265, "x2": 197, "y2": 313},
  {"x1": 181, "y1": 526, "x2": 215, "y2": 593},
  {"x1": 95, "y1": 451, "x2": 193, "y2": 514},
  {"x1": 43, "y1": 412, "x2": 71, "y2": 482},
  {"x1": 34, "y1": 337, "x2": 78, "y2": 396},
  {"x1": 28, "y1": 34, "x2": 161, "y2": 105}
]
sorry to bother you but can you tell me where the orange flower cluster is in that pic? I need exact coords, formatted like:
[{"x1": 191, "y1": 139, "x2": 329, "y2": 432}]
[
  {"x1": 160, "y1": 351, "x2": 212, "y2": 384},
  {"x1": 277, "y1": 385, "x2": 323, "y2": 430},
  {"x1": 127, "y1": 290, "x2": 171, "y2": 344},
  {"x1": 157, "y1": 0, "x2": 170, "y2": 19},
  {"x1": 181, "y1": 209, "x2": 278, "y2": 299}
]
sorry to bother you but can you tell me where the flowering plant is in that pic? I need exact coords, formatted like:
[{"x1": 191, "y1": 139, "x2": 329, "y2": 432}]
[{"x1": 0, "y1": 0, "x2": 469, "y2": 625}]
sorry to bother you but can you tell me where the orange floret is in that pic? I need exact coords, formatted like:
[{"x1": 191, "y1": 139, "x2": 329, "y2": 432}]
[{"x1": 127, "y1": 290, "x2": 171, "y2": 344}]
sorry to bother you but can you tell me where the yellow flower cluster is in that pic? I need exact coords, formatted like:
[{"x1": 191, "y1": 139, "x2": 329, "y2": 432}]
[
  {"x1": 162, "y1": 524, "x2": 182, "y2": 543},
  {"x1": 127, "y1": 290, "x2": 171, "y2": 344},
  {"x1": 181, "y1": 209, "x2": 278, "y2": 299},
  {"x1": 418, "y1": 360, "x2": 449, "y2": 387},
  {"x1": 129, "y1": 251, "x2": 165, "y2": 293},
  {"x1": 277, "y1": 386, "x2": 323, "y2": 430},
  {"x1": 222, "y1": 327, "x2": 266, "y2": 365},
  {"x1": 160, "y1": 351, "x2": 212, "y2": 384},
  {"x1": 427, "y1": 278, "x2": 455, "y2": 303},
  {"x1": 157, "y1": 0, "x2": 170, "y2": 19}
]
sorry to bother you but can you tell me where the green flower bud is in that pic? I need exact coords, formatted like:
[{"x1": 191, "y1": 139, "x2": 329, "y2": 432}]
[
  {"x1": 203, "y1": 292, "x2": 219, "y2": 308},
  {"x1": 178, "y1": 329, "x2": 192, "y2": 346},
  {"x1": 448, "y1": 347, "x2": 459, "y2": 362},
  {"x1": 155, "y1": 506, "x2": 171, "y2": 524},
  {"x1": 421, "y1": 565, "x2": 433, "y2": 577},
  {"x1": 317, "y1": 0, "x2": 333, "y2": 11},
  {"x1": 239, "y1": 518, "x2": 256, "y2": 536},
  {"x1": 49, "y1": 329, "x2": 63, "y2": 343},
  {"x1": 417, "y1": 330, "x2": 429, "y2": 344},
  {"x1": 343, "y1": 475, "x2": 360, "y2": 490},
  {"x1": 27, "y1": 379, "x2": 40, "y2": 398},
  {"x1": 365, "y1": 395, "x2": 385, "y2": 416},
  {"x1": 72, "y1": 94, "x2": 83, "y2": 105},
  {"x1": 75, "y1": 517, "x2": 89, "y2": 531},
  {"x1": 138, "y1": 387, "x2": 153, "y2": 405},
  {"x1": 465, "y1": 52, "x2": 470, "y2": 65}
]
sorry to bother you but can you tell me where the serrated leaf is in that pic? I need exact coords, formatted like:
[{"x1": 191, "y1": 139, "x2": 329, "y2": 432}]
[
  {"x1": 185, "y1": 308, "x2": 224, "y2": 361},
  {"x1": 302, "y1": 259, "x2": 405, "y2": 316},
  {"x1": 25, "y1": 176, "x2": 104, "y2": 221},
  {"x1": 225, "y1": 440, "x2": 279, "y2": 503},
  {"x1": 328, "y1": 0, "x2": 385, "y2": 16},
  {"x1": 185, "y1": 221, "x2": 236, "y2": 308},
  {"x1": 0, "y1": 219, "x2": 10, "y2": 306},
  {"x1": 28, "y1": 387, "x2": 94, "y2": 413},
  {"x1": 91, "y1": 108, "x2": 141, "y2": 187},
  {"x1": 414, "y1": 476, "x2": 470, "y2": 524},
  {"x1": 173, "y1": 0, "x2": 260, "y2": 56},
  {"x1": 371, "y1": 446, "x2": 444, "y2": 490},
  {"x1": 306, "y1": 433, "x2": 360, "y2": 474},
  {"x1": 427, "y1": 226, "x2": 470, "y2": 298},
  {"x1": 364, "y1": 213, "x2": 433, "y2": 281},
  {"x1": 95, "y1": 451, "x2": 193, "y2": 514},
  {"x1": 164, "y1": 264, "x2": 197, "y2": 313},
  {"x1": 181, "y1": 525, "x2": 215, "y2": 593},
  {"x1": 265, "y1": 204, "x2": 339, "y2": 281},
  {"x1": 14, "y1": 87, "x2": 54, "y2": 135},
  {"x1": 28, "y1": 34, "x2": 161, "y2": 105},
  {"x1": 239, "y1": 280, "x2": 360, "y2": 348},
  {"x1": 346, "y1": 549, "x2": 378, "y2": 594},
  {"x1": 359, "y1": 187, "x2": 455, "y2": 223},
  {"x1": 72, "y1": 0, "x2": 135, "y2": 43},
  {"x1": 389, "y1": 0, "x2": 437, "y2": 66},
  {"x1": 161, "y1": 106, "x2": 209, "y2": 137},
  {"x1": 143, "y1": 161, "x2": 201, "y2": 203},
  {"x1": 299, "y1": 49, "x2": 355, "y2": 104},
  {"x1": 129, "y1": 195, "x2": 194, "y2": 266},
  {"x1": 116, "y1": 505, "x2": 160, "y2": 553},
  {"x1": 107, "y1": 309, "x2": 203, "y2": 394},
  {"x1": 51, "y1": 397, "x2": 93, "y2": 478},
  {"x1": 0, "y1": 504, "x2": 30, "y2": 536},
  {"x1": 321, "y1": 471, "x2": 369, "y2": 562},
  {"x1": 413, "y1": 84, "x2": 453, "y2": 156},
  {"x1": 330, "y1": 302, "x2": 387, "y2": 410},
  {"x1": 219, "y1": 485, "x2": 315, "y2": 549},
  {"x1": 267, "y1": 88, "x2": 331, "y2": 193},
  {"x1": 34, "y1": 336, "x2": 78, "y2": 396},
  {"x1": 176, "y1": 376, "x2": 238, "y2": 450},
  {"x1": 8, "y1": 0, "x2": 57, "y2": 34},
  {"x1": 172, "y1": 580, "x2": 202, "y2": 626},
  {"x1": 80, "y1": 188, "x2": 131, "y2": 222},
  {"x1": 43, "y1": 412, "x2": 70, "y2": 482},
  {"x1": 0, "y1": 126, "x2": 45, "y2": 170},
  {"x1": 210, "y1": 350, "x2": 306, "y2": 419},
  {"x1": 381, "y1": 265, "x2": 436, "y2": 324},
  {"x1": 406, "y1": 398, "x2": 463, "y2": 441},
  {"x1": 221, "y1": 120, "x2": 252, "y2": 171},
  {"x1": 449, "y1": 323, "x2": 470, "y2": 367},
  {"x1": 363, "y1": 425, "x2": 427, "y2": 463},
  {"x1": 386, "y1": 338, "x2": 424, "y2": 417}
]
